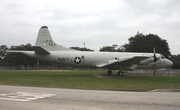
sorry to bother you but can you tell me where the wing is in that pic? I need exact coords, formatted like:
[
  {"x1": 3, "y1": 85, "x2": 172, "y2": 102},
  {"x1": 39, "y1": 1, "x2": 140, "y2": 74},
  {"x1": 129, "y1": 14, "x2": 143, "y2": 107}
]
[
  {"x1": 95, "y1": 56, "x2": 149, "y2": 70},
  {"x1": 6, "y1": 50, "x2": 27, "y2": 53}
]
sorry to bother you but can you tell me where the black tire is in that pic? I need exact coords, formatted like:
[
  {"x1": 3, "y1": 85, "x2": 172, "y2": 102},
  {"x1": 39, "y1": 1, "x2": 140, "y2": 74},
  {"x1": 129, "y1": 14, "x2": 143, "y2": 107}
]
[
  {"x1": 153, "y1": 71, "x2": 157, "y2": 75},
  {"x1": 117, "y1": 71, "x2": 124, "y2": 76},
  {"x1": 107, "y1": 70, "x2": 112, "y2": 75}
]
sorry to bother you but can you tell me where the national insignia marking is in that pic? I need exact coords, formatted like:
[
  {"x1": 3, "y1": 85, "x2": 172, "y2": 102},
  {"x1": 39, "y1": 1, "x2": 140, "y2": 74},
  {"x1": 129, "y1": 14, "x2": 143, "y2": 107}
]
[{"x1": 74, "y1": 57, "x2": 81, "y2": 64}]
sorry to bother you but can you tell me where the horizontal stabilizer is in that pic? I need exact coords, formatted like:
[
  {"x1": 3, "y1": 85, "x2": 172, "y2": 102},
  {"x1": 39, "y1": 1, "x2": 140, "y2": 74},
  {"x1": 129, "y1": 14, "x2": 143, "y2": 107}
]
[
  {"x1": 33, "y1": 46, "x2": 50, "y2": 55},
  {"x1": 6, "y1": 50, "x2": 25, "y2": 53}
]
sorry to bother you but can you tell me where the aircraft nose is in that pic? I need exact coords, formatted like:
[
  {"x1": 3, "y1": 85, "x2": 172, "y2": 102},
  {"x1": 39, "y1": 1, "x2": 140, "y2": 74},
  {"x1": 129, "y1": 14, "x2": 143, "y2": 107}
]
[{"x1": 167, "y1": 59, "x2": 173, "y2": 67}]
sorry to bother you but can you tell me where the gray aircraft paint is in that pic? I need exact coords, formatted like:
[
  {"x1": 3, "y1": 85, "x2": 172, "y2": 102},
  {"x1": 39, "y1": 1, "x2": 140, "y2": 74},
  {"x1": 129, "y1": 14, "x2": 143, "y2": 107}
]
[
  {"x1": 35, "y1": 26, "x2": 76, "y2": 51},
  {"x1": 6, "y1": 26, "x2": 173, "y2": 73}
]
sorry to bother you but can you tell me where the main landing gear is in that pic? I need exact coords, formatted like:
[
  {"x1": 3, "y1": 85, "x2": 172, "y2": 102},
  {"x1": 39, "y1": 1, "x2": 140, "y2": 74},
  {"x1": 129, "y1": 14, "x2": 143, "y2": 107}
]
[
  {"x1": 117, "y1": 71, "x2": 124, "y2": 76},
  {"x1": 153, "y1": 71, "x2": 157, "y2": 75},
  {"x1": 107, "y1": 70, "x2": 112, "y2": 75},
  {"x1": 107, "y1": 70, "x2": 124, "y2": 76}
]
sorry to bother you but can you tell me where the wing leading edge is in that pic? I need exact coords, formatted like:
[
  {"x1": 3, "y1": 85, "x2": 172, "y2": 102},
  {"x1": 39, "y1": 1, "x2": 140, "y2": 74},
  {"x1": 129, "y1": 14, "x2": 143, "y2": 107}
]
[{"x1": 95, "y1": 56, "x2": 150, "y2": 70}]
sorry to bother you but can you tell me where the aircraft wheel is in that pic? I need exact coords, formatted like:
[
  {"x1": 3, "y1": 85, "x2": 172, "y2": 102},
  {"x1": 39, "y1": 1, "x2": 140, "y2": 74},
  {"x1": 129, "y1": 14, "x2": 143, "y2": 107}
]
[
  {"x1": 153, "y1": 71, "x2": 157, "y2": 75},
  {"x1": 107, "y1": 70, "x2": 112, "y2": 75},
  {"x1": 117, "y1": 71, "x2": 124, "y2": 76}
]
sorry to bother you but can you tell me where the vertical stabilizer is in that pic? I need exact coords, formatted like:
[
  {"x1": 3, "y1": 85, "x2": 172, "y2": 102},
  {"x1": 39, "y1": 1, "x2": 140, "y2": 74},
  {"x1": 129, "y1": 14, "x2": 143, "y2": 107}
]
[{"x1": 35, "y1": 26, "x2": 76, "y2": 51}]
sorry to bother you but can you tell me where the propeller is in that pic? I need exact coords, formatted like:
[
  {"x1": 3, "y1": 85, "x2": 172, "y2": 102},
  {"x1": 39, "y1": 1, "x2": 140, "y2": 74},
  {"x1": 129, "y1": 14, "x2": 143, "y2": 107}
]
[
  {"x1": 153, "y1": 48, "x2": 158, "y2": 62},
  {"x1": 153, "y1": 47, "x2": 158, "y2": 75}
]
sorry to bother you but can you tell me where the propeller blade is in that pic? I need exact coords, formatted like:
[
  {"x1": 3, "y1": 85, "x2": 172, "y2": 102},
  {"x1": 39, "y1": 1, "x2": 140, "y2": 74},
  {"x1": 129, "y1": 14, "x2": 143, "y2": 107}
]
[
  {"x1": 153, "y1": 47, "x2": 158, "y2": 62},
  {"x1": 153, "y1": 47, "x2": 157, "y2": 75}
]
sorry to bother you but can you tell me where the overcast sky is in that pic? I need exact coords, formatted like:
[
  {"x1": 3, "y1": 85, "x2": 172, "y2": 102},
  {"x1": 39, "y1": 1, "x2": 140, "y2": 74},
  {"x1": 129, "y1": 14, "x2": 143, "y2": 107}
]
[{"x1": 0, "y1": 0, "x2": 180, "y2": 54}]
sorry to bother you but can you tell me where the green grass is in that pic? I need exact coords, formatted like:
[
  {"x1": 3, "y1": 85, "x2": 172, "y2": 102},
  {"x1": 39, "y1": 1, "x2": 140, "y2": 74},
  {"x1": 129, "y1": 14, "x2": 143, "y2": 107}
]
[{"x1": 0, "y1": 70, "x2": 180, "y2": 91}]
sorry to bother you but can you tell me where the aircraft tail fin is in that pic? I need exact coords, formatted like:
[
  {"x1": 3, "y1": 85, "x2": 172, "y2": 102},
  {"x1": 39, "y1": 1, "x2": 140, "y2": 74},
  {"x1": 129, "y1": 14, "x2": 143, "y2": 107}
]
[{"x1": 35, "y1": 26, "x2": 76, "y2": 52}]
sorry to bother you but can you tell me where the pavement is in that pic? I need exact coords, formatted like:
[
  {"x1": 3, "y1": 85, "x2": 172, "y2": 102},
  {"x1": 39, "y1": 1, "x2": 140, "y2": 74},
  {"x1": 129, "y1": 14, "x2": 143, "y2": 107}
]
[{"x1": 0, "y1": 85, "x2": 180, "y2": 110}]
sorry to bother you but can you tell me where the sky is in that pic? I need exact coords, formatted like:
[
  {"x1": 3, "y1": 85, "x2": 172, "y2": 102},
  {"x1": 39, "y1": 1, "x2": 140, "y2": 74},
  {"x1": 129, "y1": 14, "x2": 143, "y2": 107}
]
[{"x1": 0, "y1": 0, "x2": 180, "y2": 55}]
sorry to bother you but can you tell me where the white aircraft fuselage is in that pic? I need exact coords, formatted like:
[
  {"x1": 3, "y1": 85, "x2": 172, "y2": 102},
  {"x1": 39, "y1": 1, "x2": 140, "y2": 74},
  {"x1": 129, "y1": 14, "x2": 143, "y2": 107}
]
[
  {"x1": 6, "y1": 26, "x2": 173, "y2": 76},
  {"x1": 20, "y1": 50, "x2": 172, "y2": 71}
]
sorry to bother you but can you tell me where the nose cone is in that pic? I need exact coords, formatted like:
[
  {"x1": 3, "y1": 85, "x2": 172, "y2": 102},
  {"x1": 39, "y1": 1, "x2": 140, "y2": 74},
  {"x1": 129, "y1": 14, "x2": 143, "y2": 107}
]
[{"x1": 167, "y1": 59, "x2": 173, "y2": 67}]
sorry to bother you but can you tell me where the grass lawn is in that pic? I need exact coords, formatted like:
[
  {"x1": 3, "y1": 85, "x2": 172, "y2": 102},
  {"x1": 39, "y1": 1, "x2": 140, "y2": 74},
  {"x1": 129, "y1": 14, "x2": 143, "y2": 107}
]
[{"x1": 0, "y1": 70, "x2": 179, "y2": 91}]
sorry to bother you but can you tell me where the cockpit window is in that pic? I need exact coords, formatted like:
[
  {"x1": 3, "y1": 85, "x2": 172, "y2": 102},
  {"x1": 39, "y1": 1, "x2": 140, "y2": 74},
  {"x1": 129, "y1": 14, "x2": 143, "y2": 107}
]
[{"x1": 161, "y1": 55, "x2": 165, "y2": 59}]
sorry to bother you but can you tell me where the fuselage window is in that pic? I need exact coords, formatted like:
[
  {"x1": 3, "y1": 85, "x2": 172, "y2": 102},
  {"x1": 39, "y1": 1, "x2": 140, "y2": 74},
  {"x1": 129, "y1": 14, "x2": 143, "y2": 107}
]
[{"x1": 161, "y1": 55, "x2": 165, "y2": 59}]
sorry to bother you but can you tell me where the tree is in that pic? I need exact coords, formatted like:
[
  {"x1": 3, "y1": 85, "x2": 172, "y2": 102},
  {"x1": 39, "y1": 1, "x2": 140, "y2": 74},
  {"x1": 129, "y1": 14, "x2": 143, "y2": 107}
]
[
  {"x1": 171, "y1": 55, "x2": 180, "y2": 69},
  {"x1": 100, "y1": 46, "x2": 116, "y2": 52},
  {"x1": 0, "y1": 45, "x2": 8, "y2": 66},
  {"x1": 121, "y1": 33, "x2": 171, "y2": 58},
  {"x1": 70, "y1": 47, "x2": 94, "y2": 51},
  {"x1": 100, "y1": 44, "x2": 125, "y2": 52},
  {"x1": 4, "y1": 44, "x2": 37, "y2": 68},
  {"x1": 0, "y1": 45, "x2": 8, "y2": 60}
]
